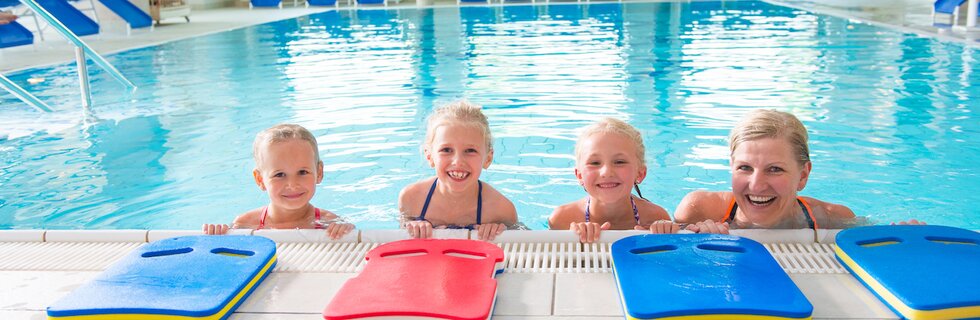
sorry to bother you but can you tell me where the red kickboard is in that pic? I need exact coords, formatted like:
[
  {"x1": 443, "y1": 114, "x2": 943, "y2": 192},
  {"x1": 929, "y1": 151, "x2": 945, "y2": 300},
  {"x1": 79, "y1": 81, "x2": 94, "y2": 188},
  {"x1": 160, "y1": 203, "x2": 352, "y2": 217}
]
[{"x1": 324, "y1": 239, "x2": 504, "y2": 320}]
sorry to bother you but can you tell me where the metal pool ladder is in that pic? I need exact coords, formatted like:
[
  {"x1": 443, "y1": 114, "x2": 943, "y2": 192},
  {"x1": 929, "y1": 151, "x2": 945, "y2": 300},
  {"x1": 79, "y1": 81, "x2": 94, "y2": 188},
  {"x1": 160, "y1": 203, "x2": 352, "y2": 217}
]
[{"x1": 0, "y1": 0, "x2": 137, "y2": 112}]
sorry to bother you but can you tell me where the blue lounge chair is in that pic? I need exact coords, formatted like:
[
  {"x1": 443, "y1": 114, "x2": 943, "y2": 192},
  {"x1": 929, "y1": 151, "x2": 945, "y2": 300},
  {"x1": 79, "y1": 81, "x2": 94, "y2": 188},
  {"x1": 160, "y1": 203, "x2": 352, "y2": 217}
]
[
  {"x1": 934, "y1": 0, "x2": 967, "y2": 25},
  {"x1": 250, "y1": 0, "x2": 282, "y2": 9},
  {"x1": 97, "y1": 0, "x2": 152, "y2": 30},
  {"x1": 0, "y1": 21, "x2": 34, "y2": 48},
  {"x1": 306, "y1": 0, "x2": 337, "y2": 7},
  {"x1": 35, "y1": 0, "x2": 99, "y2": 36}
]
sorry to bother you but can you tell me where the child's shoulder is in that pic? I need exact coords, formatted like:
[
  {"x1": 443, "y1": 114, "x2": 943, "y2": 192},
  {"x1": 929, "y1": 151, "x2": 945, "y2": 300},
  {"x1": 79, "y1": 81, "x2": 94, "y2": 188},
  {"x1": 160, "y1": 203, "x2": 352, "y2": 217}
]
[
  {"x1": 398, "y1": 177, "x2": 437, "y2": 199},
  {"x1": 232, "y1": 207, "x2": 265, "y2": 228},
  {"x1": 548, "y1": 198, "x2": 586, "y2": 229},
  {"x1": 634, "y1": 197, "x2": 670, "y2": 222},
  {"x1": 477, "y1": 182, "x2": 517, "y2": 224}
]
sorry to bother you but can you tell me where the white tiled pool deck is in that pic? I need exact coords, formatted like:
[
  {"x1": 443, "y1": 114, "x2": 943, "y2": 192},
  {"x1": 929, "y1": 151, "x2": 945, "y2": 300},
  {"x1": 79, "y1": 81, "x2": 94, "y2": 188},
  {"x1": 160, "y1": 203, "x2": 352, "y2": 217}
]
[{"x1": 0, "y1": 229, "x2": 902, "y2": 319}]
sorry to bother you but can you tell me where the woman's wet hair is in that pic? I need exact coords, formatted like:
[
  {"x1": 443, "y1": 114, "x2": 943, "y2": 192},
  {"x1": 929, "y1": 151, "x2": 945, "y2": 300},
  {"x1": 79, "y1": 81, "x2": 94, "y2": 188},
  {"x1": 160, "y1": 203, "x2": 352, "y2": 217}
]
[{"x1": 729, "y1": 109, "x2": 810, "y2": 164}]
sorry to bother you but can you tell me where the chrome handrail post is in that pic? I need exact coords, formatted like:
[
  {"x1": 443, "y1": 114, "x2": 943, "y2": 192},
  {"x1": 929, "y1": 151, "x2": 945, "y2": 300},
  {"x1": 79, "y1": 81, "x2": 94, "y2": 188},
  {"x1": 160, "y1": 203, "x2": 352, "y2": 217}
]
[{"x1": 75, "y1": 47, "x2": 92, "y2": 108}]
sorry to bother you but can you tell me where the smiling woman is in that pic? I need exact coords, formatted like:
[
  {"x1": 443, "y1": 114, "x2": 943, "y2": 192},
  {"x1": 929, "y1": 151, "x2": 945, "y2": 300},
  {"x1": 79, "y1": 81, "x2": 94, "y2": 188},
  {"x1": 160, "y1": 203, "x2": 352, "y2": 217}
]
[{"x1": 673, "y1": 109, "x2": 856, "y2": 232}]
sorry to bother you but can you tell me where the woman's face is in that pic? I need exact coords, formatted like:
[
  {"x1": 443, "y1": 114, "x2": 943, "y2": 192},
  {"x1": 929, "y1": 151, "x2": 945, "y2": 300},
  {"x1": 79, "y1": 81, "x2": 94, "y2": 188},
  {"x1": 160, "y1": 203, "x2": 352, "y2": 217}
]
[{"x1": 730, "y1": 137, "x2": 810, "y2": 227}]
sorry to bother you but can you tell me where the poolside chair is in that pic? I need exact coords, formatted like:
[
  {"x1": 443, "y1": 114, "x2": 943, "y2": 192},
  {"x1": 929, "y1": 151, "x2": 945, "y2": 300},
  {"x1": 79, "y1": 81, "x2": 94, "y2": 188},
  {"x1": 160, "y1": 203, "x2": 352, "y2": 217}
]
[
  {"x1": 933, "y1": 0, "x2": 966, "y2": 26},
  {"x1": 250, "y1": 0, "x2": 282, "y2": 9},
  {"x1": 306, "y1": 0, "x2": 338, "y2": 8},
  {"x1": 0, "y1": 21, "x2": 34, "y2": 48},
  {"x1": 355, "y1": 0, "x2": 398, "y2": 8}
]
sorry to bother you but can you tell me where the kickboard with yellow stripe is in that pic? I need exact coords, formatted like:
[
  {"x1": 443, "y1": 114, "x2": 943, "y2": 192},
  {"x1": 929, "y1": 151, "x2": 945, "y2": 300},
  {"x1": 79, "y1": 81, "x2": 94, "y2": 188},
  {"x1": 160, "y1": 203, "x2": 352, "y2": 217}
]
[
  {"x1": 47, "y1": 235, "x2": 277, "y2": 320},
  {"x1": 611, "y1": 234, "x2": 812, "y2": 320},
  {"x1": 835, "y1": 225, "x2": 980, "y2": 320}
]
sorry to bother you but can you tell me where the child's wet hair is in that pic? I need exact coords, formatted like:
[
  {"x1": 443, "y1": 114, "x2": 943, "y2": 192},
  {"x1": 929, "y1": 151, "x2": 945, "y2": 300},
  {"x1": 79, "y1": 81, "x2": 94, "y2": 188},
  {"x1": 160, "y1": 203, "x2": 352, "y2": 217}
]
[
  {"x1": 253, "y1": 123, "x2": 322, "y2": 167},
  {"x1": 423, "y1": 100, "x2": 493, "y2": 154},
  {"x1": 729, "y1": 109, "x2": 810, "y2": 165},
  {"x1": 574, "y1": 118, "x2": 646, "y2": 166}
]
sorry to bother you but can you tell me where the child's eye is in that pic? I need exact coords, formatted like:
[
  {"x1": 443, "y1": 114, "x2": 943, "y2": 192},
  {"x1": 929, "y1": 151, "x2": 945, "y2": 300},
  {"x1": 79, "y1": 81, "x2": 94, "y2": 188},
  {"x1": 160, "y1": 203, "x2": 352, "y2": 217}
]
[
  {"x1": 439, "y1": 147, "x2": 452, "y2": 153},
  {"x1": 736, "y1": 165, "x2": 752, "y2": 172},
  {"x1": 614, "y1": 159, "x2": 628, "y2": 165},
  {"x1": 273, "y1": 172, "x2": 285, "y2": 178},
  {"x1": 465, "y1": 148, "x2": 478, "y2": 154},
  {"x1": 588, "y1": 161, "x2": 601, "y2": 166},
  {"x1": 299, "y1": 170, "x2": 310, "y2": 175}
]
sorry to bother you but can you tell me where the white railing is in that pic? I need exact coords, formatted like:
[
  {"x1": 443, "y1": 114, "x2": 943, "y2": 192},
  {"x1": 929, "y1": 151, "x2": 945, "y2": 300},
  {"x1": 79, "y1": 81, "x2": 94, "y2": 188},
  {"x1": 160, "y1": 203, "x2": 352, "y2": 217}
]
[{"x1": 2, "y1": 0, "x2": 137, "y2": 111}]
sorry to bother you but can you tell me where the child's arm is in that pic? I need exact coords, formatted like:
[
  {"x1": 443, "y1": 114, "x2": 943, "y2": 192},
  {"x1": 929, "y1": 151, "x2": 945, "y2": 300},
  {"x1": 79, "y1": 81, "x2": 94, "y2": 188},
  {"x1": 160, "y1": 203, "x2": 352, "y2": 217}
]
[
  {"x1": 320, "y1": 210, "x2": 355, "y2": 240},
  {"x1": 550, "y1": 201, "x2": 609, "y2": 243},
  {"x1": 473, "y1": 187, "x2": 517, "y2": 241},
  {"x1": 398, "y1": 181, "x2": 434, "y2": 239}
]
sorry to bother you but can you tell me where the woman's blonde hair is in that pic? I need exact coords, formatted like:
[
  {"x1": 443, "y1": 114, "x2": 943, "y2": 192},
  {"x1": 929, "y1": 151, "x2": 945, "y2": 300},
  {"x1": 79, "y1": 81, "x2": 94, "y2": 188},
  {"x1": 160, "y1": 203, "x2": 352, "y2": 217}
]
[
  {"x1": 729, "y1": 109, "x2": 809, "y2": 164},
  {"x1": 253, "y1": 123, "x2": 321, "y2": 167},
  {"x1": 575, "y1": 118, "x2": 646, "y2": 167},
  {"x1": 423, "y1": 100, "x2": 493, "y2": 154}
]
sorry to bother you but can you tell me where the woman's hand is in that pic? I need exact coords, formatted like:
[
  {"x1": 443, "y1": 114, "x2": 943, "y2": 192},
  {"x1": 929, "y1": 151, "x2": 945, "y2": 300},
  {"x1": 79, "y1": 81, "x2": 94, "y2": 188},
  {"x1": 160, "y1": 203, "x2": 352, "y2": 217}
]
[
  {"x1": 403, "y1": 220, "x2": 433, "y2": 239},
  {"x1": 570, "y1": 221, "x2": 611, "y2": 243},
  {"x1": 202, "y1": 224, "x2": 229, "y2": 235},
  {"x1": 474, "y1": 223, "x2": 507, "y2": 241}
]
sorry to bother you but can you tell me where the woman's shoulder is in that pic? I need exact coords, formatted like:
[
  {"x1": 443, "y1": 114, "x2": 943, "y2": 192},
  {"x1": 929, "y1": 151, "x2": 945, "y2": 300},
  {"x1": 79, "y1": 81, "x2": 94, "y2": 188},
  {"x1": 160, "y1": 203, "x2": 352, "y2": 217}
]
[
  {"x1": 799, "y1": 196, "x2": 855, "y2": 220},
  {"x1": 674, "y1": 190, "x2": 731, "y2": 223}
]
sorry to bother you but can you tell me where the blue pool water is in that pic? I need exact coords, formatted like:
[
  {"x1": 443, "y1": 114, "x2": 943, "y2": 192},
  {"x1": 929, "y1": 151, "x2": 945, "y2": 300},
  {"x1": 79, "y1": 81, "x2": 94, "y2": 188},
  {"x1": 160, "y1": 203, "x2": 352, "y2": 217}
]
[{"x1": 1, "y1": 1, "x2": 978, "y2": 230}]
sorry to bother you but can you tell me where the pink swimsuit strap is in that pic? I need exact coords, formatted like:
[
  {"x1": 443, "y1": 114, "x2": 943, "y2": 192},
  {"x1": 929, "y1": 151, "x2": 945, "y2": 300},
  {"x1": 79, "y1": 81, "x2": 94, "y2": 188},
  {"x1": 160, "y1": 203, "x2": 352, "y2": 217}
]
[{"x1": 257, "y1": 207, "x2": 322, "y2": 230}]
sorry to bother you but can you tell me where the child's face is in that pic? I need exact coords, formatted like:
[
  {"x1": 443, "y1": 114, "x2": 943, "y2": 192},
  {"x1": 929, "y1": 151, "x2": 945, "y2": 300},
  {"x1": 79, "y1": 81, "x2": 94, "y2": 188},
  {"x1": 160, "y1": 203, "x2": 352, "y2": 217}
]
[
  {"x1": 253, "y1": 139, "x2": 323, "y2": 211},
  {"x1": 426, "y1": 123, "x2": 492, "y2": 192},
  {"x1": 574, "y1": 131, "x2": 646, "y2": 204},
  {"x1": 730, "y1": 137, "x2": 811, "y2": 226}
]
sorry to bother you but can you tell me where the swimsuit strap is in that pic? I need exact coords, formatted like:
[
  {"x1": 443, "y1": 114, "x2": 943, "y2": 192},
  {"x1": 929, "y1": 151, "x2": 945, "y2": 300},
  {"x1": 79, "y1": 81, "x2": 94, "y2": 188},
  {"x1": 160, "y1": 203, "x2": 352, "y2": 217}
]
[
  {"x1": 584, "y1": 195, "x2": 640, "y2": 224},
  {"x1": 417, "y1": 178, "x2": 484, "y2": 225},
  {"x1": 476, "y1": 180, "x2": 483, "y2": 225},
  {"x1": 726, "y1": 197, "x2": 817, "y2": 230},
  {"x1": 258, "y1": 206, "x2": 268, "y2": 230},
  {"x1": 417, "y1": 178, "x2": 439, "y2": 221},
  {"x1": 797, "y1": 197, "x2": 818, "y2": 230},
  {"x1": 724, "y1": 196, "x2": 738, "y2": 223}
]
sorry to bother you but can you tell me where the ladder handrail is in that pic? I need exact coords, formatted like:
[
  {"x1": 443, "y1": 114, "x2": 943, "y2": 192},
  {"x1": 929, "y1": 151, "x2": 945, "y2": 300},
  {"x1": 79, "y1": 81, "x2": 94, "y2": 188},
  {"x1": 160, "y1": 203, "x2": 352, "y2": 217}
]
[
  {"x1": 18, "y1": 0, "x2": 137, "y2": 91},
  {"x1": 0, "y1": 74, "x2": 55, "y2": 112}
]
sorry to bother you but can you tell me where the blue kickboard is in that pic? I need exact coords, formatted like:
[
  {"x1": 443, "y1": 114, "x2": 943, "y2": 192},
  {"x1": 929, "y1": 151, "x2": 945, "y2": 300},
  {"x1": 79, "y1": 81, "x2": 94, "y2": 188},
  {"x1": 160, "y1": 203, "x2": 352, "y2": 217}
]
[
  {"x1": 47, "y1": 235, "x2": 277, "y2": 319},
  {"x1": 835, "y1": 225, "x2": 980, "y2": 319},
  {"x1": 611, "y1": 234, "x2": 813, "y2": 320}
]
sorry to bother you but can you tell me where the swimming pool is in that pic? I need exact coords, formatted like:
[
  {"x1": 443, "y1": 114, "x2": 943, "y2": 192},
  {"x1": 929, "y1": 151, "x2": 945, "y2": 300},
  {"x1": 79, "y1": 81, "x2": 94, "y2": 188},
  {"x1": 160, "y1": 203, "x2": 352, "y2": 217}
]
[{"x1": 1, "y1": 1, "x2": 978, "y2": 230}]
